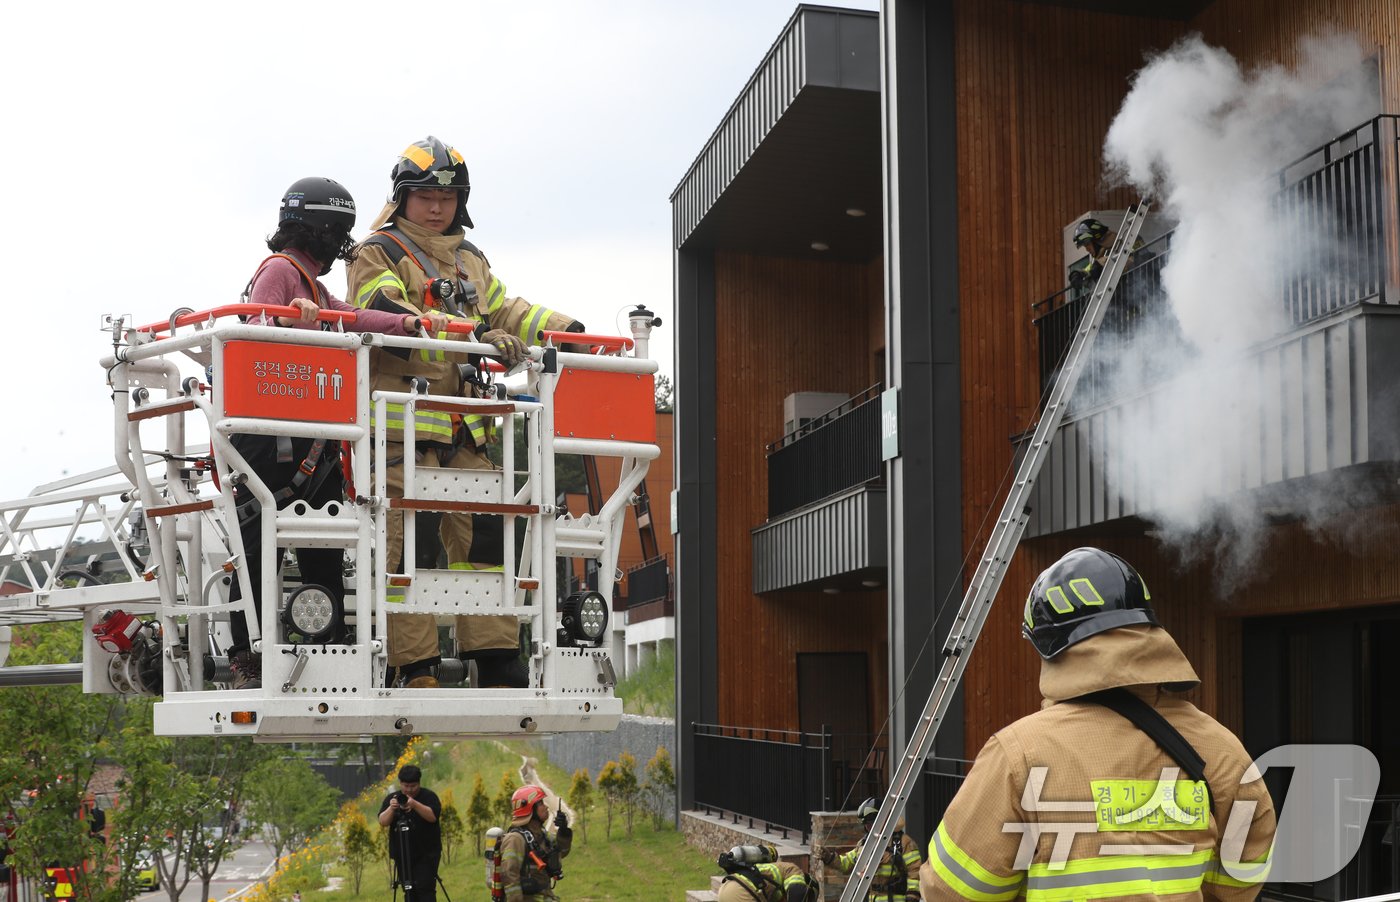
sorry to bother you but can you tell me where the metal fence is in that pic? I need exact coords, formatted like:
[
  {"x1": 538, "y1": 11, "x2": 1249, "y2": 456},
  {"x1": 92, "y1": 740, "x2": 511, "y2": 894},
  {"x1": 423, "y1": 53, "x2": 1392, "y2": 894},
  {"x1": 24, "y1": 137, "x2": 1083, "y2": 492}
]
[
  {"x1": 922, "y1": 756, "x2": 972, "y2": 826},
  {"x1": 692, "y1": 724, "x2": 829, "y2": 840},
  {"x1": 765, "y1": 385, "x2": 884, "y2": 519},
  {"x1": 1033, "y1": 114, "x2": 1400, "y2": 402},
  {"x1": 692, "y1": 723, "x2": 970, "y2": 841}
]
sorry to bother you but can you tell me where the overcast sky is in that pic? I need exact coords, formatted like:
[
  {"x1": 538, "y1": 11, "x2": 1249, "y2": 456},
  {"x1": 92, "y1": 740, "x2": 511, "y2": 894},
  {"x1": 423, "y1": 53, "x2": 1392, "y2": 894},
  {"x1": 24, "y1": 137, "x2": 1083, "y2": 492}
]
[{"x1": 0, "y1": 0, "x2": 878, "y2": 502}]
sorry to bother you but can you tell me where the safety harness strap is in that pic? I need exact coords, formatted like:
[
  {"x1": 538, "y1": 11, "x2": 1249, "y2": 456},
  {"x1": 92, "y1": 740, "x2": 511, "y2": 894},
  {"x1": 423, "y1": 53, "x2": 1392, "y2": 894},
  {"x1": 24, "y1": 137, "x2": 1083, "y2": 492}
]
[
  {"x1": 1078, "y1": 688, "x2": 1216, "y2": 810},
  {"x1": 241, "y1": 253, "x2": 323, "y2": 309},
  {"x1": 235, "y1": 439, "x2": 334, "y2": 528},
  {"x1": 363, "y1": 228, "x2": 487, "y2": 326}
]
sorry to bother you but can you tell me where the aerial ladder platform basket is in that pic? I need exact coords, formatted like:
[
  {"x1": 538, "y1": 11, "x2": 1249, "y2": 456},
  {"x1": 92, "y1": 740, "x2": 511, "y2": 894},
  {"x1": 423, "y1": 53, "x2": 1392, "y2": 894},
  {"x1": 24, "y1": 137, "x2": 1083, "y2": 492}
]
[{"x1": 0, "y1": 302, "x2": 662, "y2": 742}]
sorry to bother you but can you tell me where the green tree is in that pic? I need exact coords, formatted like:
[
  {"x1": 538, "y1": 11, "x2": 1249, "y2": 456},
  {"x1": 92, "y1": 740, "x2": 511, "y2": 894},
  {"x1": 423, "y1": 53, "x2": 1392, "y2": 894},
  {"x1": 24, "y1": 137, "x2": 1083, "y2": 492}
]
[
  {"x1": 100, "y1": 714, "x2": 271, "y2": 902},
  {"x1": 242, "y1": 756, "x2": 339, "y2": 866},
  {"x1": 493, "y1": 771, "x2": 517, "y2": 825},
  {"x1": 341, "y1": 809, "x2": 376, "y2": 896},
  {"x1": 466, "y1": 774, "x2": 494, "y2": 855},
  {"x1": 643, "y1": 746, "x2": 676, "y2": 830},
  {"x1": 654, "y1": 374, "x2": 674, "y2": 413},
  {"x1": 565, "y1": 769, "x2": 594, "y2": 845},
  {"x1": 438, "y1": 789, "x2": 464, "y2": 865},
  {"x1": 487, "y1": 415, "x2": 586, "y2": 494},
  {"x1": 615, "y1": 752, "x2": 641, "y2": 837},
  {"x1": 596, "y1": 761, "x2": 620, "y2": 840}
]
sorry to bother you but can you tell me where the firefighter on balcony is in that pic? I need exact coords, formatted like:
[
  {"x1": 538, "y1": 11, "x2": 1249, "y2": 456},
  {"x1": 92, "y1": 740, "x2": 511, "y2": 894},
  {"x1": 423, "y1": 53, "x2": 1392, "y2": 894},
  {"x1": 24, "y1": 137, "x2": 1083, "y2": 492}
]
[
  {"x1": 819, "y1": 797, "x2": 920, "y2": 901},
  {"x1": 716, "y1": 845, "x2": 818, "y2": 902},
  {"x1": 225, "y1": 177, "x2": 448, "y2": 690},
  {"x1": 347, "y1": 137, "x2": 587, "y2": 688},
  {"x1": 918, "y1": 547, "x2": 1276, "y2": 901},
  {"x1": 496, "y1": 786, "x2": 571, "y2": 901},
  {"x1": 1067, "y1": 217, "x2": 1154, "y2": 294}
]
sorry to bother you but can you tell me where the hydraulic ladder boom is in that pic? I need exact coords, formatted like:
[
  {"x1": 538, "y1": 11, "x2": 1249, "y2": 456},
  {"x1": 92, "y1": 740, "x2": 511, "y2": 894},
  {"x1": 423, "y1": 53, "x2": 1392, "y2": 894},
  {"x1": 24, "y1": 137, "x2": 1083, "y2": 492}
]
[{"x1": 838, "y1": 201, "x2": 1151, "y2": 901}]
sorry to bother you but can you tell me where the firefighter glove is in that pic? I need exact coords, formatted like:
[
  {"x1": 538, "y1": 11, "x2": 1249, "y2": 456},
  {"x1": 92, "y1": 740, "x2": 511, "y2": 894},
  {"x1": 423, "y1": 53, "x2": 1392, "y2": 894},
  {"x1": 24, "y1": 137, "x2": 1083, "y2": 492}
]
[
  {"x1": 819, "y1": 848, "x2": 835, "y2": 865},
  {"x1": 480, "y1": 328, "x2": 527, "y2": 368},
  {"x1": 554, "y1": 808, "x2": 569, "y2": 829}
]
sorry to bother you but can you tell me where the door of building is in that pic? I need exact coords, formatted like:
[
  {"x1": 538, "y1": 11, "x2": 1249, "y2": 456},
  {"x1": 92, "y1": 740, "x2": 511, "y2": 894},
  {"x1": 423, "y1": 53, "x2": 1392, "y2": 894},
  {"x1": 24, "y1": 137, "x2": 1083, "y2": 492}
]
[
  {"x1": 1243, "y1": 606, "x2": 1400, "y2": 900},
  {"x1": 797, "y1": 652, "x2": 874, "y2": 810}
]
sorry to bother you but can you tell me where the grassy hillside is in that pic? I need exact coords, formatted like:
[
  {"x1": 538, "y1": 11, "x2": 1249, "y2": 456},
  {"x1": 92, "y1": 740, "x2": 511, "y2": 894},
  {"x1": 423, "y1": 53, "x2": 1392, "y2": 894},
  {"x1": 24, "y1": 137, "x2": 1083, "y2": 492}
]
[
  {"x1": 616, "y1": 643, "x2": 675, "y2": 718},
  {"x1": 250, "y1": 734, "x2": 715, "y2": 902}
]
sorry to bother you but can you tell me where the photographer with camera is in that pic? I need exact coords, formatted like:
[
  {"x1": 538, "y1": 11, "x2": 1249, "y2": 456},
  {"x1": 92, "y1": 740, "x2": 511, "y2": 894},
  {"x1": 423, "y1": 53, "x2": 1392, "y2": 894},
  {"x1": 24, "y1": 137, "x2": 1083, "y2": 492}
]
[
  {"x1": 497, "y1": 786, "x2": 570, "y2": 900},
  {"x1": 377, "y1": 765, "x2": 442, "y2": 902}
]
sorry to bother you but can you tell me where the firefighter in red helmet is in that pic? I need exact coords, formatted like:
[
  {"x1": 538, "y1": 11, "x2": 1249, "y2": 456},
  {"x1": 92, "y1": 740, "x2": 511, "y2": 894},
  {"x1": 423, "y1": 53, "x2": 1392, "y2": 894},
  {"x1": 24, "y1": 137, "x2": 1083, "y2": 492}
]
[{"x1": 494, "y1": 785, "x2": 571, "y2": 900}]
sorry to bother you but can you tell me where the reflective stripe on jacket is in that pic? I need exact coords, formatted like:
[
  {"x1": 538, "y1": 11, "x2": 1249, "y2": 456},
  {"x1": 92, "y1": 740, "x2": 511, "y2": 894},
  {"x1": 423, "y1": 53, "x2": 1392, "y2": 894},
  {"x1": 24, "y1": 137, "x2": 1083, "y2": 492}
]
[
  {"x1": 835, "y1": 830, "x2": 921, "y2": 897},
  {"x1": 346, "y1": 217, "x2": 577, "y2": 445},
  {"x1": 725, "y1": 861, "x2": 810, "y2": 901},
  {"x1": 920, "y1": 686, "x2": 1274, "y2": 901}
]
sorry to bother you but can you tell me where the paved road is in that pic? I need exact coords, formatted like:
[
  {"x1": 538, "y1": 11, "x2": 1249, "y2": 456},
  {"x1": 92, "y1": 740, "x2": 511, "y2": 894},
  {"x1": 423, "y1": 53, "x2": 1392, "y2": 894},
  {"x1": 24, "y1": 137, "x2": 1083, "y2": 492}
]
[{"x1": 136, "y1": 838, "x2": 278, "y2": 902}]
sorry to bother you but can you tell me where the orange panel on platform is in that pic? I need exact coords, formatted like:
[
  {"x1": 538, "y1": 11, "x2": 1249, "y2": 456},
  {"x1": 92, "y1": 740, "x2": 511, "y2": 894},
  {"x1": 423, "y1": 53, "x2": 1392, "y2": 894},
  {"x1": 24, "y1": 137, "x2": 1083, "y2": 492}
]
[
  {"x1": 552, "y1": 368, "x2": 655, "y2": 442},
  {"x1": 221, "y1": 340, "x2": 357, "y2": 424}
]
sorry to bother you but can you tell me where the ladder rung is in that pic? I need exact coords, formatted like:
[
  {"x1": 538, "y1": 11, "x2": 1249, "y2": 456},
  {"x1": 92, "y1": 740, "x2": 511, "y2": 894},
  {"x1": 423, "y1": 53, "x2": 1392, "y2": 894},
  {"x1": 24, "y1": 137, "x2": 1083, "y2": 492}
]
[{"x1": 389, "y1": 499, "x2": 539, "y2": 515}]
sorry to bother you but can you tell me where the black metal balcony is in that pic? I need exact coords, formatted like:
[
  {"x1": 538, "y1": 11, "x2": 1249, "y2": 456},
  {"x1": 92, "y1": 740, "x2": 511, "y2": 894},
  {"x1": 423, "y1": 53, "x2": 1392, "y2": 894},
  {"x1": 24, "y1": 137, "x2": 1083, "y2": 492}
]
[
  {"x1": 766, "y1": 384, "x2": 883, "y2": 519},
  {"x1": 691, "y1": 720, "x2": 970, "y2": 841},
  {"x1": 1033, "y1": 114, "x2": 1400, "y2": 402},
  {"x1": 624, "y1": 554, "x2": 673, "y2": 623}
]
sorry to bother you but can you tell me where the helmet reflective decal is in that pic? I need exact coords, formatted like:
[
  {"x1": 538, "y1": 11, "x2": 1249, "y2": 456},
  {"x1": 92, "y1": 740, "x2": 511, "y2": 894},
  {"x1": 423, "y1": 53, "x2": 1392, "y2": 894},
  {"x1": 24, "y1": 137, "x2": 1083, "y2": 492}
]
[
  {"x1": 402, "y1": 143, "x2": 435, "y2": 170},
  {"x1": 1022, "y1": 547, "x2": 1159, "y2": 659},
  {"x1": 1070, "y1": 577, "x2": 1106, "y2": 606}
]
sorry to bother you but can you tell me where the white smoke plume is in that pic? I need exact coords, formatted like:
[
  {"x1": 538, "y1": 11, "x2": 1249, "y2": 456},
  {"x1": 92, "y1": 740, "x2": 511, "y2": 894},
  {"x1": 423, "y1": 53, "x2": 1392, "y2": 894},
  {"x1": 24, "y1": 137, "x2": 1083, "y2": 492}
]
[{"x1": 1094, "y1": 32, "x2": 1380, "y2": 587}]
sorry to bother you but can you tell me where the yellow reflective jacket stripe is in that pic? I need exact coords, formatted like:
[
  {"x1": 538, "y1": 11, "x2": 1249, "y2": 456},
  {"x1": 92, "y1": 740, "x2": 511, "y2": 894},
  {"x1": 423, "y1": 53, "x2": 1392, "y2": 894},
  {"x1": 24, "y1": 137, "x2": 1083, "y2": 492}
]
[
  {"x1": 928, "y1": 823, "x2": 1024, "y2": 902},
  {"x1": 356, "y1": 270, "x2": 406, "y2": 309},
  {"x1": 518, "y1": 303, "x2": 552, "y2": 344},
  {"x1": 1204, "y1": 850, "x2": 1271, "y2": 887},
  {"x1": 1024, "y1": 848, "x2": 1214, "y2": 901},
  {"x1": 377, "y1": 403, "x2": 455, "y2": 440},
  {"x1": 449, "y1": 562, "x2": 504, "y2": 572},
  {"x1": 486, "y1": 277, "x2": 506, "y2": 314},
  {"x1": 836, "y1": 844, "x2": 911, "y2": 879}
]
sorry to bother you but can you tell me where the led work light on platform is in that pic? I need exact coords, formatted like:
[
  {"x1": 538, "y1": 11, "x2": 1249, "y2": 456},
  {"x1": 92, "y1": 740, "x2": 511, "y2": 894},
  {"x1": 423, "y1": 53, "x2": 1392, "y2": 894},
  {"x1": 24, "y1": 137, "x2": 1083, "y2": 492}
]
[
  {"x1": 559, "y1": 591, "x2": 609, "y2": 647},
  {"x1": 282, "y1": 584, "x2": 342, "y2": 644}
]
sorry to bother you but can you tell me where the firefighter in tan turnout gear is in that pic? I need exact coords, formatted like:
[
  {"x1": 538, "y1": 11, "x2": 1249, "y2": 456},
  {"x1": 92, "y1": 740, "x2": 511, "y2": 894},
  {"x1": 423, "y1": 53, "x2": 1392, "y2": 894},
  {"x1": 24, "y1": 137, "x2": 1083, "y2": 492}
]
[
  {"x1": 716, "y1": 844, "x2": 818, "y2": 902},
  {"x1": 347, "y1": 136, "x2": 586, "y2": 688},
  {"x1": 920, "y1": 547, "x2": 1276, "y2": 902},
  {"x1": 496, "y1": 786, "x2": 571, "y2": 901},
  {"x1": 820, "y1": 797, "x2": 920, "y2": 901}
]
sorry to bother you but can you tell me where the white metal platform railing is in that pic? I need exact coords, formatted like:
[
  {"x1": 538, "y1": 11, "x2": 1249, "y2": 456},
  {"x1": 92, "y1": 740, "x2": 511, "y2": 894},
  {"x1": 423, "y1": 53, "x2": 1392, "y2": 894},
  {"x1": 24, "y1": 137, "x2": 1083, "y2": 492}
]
[{"x1": 0, "y1": 304, "x2": 661, "y2": 741}]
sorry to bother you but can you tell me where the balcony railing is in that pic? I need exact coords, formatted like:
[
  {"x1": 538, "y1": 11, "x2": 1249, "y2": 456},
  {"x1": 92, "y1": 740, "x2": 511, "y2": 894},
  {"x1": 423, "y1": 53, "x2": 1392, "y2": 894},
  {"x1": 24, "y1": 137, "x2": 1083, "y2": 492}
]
[
  {"x1": 626, "y1": 554, "x2": 671, "y2": 606},
  {"x1": 692, "y1": 722, "x2": 970, "y2": 840},
  {"x1": 624, "y1": 554, "x2": 673, "y2": 624},
  {"x1": 1033, "y1": 114, "x2": 1400, "y2": 403},
  {"x1": 766, "y1": 384, "x2": 884, "y2": 518}
]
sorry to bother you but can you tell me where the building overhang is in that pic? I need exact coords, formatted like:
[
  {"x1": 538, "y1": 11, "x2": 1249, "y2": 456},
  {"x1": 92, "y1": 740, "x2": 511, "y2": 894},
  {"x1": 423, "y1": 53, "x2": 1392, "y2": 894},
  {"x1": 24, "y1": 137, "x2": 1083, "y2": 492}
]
[
  {"x1": 670, "y1": 5, "x2": 883, "y2": 262},
  {"x1": 752, "y1": 484, "x2": 886, "y2": 593}
]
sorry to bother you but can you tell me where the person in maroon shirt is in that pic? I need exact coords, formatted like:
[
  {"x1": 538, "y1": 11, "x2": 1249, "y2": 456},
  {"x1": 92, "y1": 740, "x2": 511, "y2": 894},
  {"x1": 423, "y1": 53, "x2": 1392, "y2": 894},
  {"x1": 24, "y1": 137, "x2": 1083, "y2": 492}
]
[{"x1": 225, "y1": 177, "x2": 447, "y2": 688}]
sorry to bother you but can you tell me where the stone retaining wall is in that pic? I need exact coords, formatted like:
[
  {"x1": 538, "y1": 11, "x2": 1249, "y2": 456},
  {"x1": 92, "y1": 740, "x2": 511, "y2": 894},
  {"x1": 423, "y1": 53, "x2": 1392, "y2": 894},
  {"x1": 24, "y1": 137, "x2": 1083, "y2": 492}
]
[{"x1": 539, "y1": 715, "x2": 677, "y2": 822}]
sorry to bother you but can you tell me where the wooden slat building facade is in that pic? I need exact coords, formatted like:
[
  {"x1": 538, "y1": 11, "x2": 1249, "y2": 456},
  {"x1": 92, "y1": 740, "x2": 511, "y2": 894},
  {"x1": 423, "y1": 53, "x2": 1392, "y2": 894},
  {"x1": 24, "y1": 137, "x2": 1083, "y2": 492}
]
[{"x1": 674, "y1": 1, "x2": 1400, "y2": 880}]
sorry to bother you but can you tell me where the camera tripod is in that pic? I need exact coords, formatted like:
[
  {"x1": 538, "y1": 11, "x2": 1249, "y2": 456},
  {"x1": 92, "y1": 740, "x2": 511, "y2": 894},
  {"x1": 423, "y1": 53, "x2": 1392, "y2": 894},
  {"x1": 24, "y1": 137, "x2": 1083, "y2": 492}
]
[{"x1": 391, "y1": 810, "x2": 452, "y2": 902}]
